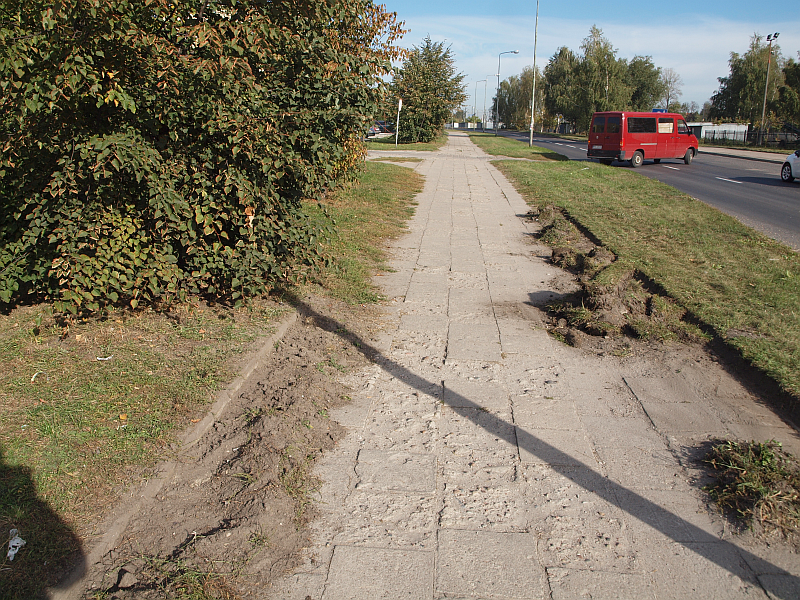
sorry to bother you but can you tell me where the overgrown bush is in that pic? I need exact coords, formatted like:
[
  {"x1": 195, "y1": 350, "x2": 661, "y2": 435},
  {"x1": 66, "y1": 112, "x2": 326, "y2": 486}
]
[{"x1": 0, "y1": 0, "x2": 404, "y2": 312}]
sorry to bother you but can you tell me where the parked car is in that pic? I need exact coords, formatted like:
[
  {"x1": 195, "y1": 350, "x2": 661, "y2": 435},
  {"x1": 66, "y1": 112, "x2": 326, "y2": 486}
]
[
  {"x1": 587, "y1": 111, "x2": 699, "y2": 167},
  {"x1": 375, "y1": 120, "x2": 394, "y2": 133},
  {"x1": 780, "y1": 149, "x2": 800, "y2": 182}
]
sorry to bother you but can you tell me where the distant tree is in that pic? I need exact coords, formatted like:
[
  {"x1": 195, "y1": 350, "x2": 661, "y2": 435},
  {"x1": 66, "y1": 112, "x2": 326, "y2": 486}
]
[
  {"x1": 543, "y1": 46, "x2": 581, "y2": 129},
  {"x1": 390, "y1": 37, "x2": 467, "y2": 142},
  {"x1": 496, "y1": 66, "x2": 545, "y2": 130},
  {"x1": 777, "y1": 57, "x2": 800, "y2": 124},
  {"x1": 701, "y1": 101, "x2": 713, "y2": 121},
  {"x1": 679, "y1": 101, "x2": 701, "y2": 120},
  {"x1": 660, "y1": 68, "x2": 684, "y2": 109},
  {"x1": 627, "y1": 56, "x2": 666, "y2": 111},
  {"x1": 710, "y1": 34, "x2": 785, "y2": 125},
  {"x1": 574, "y1": 26, "x2": 631, "y2": 128}
]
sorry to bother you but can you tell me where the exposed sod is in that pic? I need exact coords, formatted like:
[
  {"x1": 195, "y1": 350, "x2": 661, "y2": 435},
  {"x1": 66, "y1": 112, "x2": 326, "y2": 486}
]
[
  {"x1": 492, "y1": 158, "x2": 800, "y2": 403},
  {"x1": 365, "y1": 132, "x2": 448, "y2": 151},
  {"x1": 704, "y1": 440, "x2": 800, "y2": 543},
  {"x1": 0, "y1": 161, "x2": 421, "y2": 598},
  {"x1": 468, "y1": 132, "x2": 568, "y2": 161}
]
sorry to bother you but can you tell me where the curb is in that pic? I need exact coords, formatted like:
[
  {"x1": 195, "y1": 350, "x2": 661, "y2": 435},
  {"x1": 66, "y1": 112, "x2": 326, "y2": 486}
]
[
  {"x1": 49, "y1": 310, "x2": 299, "y2": 600},
  {"x1": 698, "y1": 148, "x2": 787, "y2": 165}
]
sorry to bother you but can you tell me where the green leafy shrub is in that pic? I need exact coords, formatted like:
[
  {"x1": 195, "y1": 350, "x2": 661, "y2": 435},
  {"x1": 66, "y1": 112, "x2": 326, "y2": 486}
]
[{"x1": 0, "y1": 0, "x2": 404, "y2": 313}]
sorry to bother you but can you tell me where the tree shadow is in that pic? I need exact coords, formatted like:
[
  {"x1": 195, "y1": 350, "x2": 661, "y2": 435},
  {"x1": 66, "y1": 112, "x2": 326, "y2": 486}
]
[{"x1": 0, "y1": 448, "x2": 83, "y2": 600}]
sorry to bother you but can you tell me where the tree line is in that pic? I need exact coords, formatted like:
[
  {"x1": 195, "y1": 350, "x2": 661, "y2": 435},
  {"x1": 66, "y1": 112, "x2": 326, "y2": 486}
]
[
  {"x1": 496, "y1": 27, "x2": 799, "y2": 133},
  {"x1": 710, "y1": 34, "x2": 800, "y2": 129},
  {"x1": 496, "y1": 26, "x2": 684, "y2": 133}
]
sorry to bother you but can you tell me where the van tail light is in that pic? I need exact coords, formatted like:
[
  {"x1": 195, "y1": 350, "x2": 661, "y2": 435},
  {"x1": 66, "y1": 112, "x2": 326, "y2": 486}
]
[{"x1": 620, "y1": 137, "x2": 624, "y2": 149}]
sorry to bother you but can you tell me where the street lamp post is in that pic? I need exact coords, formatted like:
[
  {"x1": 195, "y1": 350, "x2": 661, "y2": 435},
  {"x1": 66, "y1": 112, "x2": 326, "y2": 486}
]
[
  {"x1": 760, "y1": 32, "x2": 779, "y2": 146},
  {"x1": 474, "y1": 80, "x2": 486, "y2": 129},
  {"x1": 484, "y1": 76, "x2": 494, "y2": 131},
  {"x1": 496, "y1": 50, "x2": 519, "y2": 135},
  {"x1": 528, "y1": 0, "x2": 540, "y2": 146}
]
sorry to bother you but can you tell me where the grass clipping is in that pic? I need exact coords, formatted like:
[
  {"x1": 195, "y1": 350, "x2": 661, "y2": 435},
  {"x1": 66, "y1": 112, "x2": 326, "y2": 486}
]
[{"x1": 704, "y1": 440, "x2": 800, "y2": 544}]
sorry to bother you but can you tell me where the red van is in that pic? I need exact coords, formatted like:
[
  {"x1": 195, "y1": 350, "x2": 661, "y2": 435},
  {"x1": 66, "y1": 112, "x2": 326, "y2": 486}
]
[{"x1": 587, "y1": 111, "x2": 698, "y2": 167}]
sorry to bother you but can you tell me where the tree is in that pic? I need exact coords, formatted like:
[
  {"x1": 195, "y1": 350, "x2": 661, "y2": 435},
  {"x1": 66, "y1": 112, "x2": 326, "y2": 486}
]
[
  {"x1": 660, "y1": 68, "x2": 684, "y2": 110},
  {"x1": 496, "y1": 66, "x2": 544, "y2": 130},
  {"x1": 710, "y1": 34, "x2": 785, "y2": 125},
  {"x1": 0, "y1": 0, "x2": 404, "y2": 312},
  {"x1": 627, "y1": 56, "x2": 665, "y2": 111},
  {"x1": 390, "y1": 37, "x2": 466, "y2": 143},
  {"x1": 543, "y1": 26, "x2": 633, "y2": 132},
  {"x1": 543, "y1": 46, "x2": 581, "y2": 129},
  {"x1": 777, "y1": 57, "x2": 800, "y2": 124}
]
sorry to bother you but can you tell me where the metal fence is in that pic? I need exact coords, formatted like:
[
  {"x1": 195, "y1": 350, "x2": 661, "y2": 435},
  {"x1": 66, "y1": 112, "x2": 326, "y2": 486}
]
[{"x1": 703, "y1": 124, "x2": 800, "y2": 149}]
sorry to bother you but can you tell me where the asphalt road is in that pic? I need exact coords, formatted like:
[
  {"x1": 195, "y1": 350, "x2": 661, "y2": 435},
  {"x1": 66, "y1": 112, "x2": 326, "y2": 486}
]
[{"x1": 500, "y1": 131, "x2": 800, "y2": 251}]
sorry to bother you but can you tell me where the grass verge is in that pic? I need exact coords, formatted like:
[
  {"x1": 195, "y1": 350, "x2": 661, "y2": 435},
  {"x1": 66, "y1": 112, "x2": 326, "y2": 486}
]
[
  {"x1": 306, "y1": 161, "x2": 424, "y2": 304},
  {"x1": 493, "y1": 155, "x2": 800, "y2": 403},
  {"x1": 365, "y1": 132, "x2": 448, "y2": 152},
  {"x1": 0, "y1": 161, "x2": 423, "y2": 598},
  {"x1": 467, "y1": 132, "x2": 567, "y2": 160},
  {"x1": 703, "y1": 440, "x2": 800, "y2": 543},
  {"x1": 0, "y1": 301, "x2": 288, "y2": 597}
]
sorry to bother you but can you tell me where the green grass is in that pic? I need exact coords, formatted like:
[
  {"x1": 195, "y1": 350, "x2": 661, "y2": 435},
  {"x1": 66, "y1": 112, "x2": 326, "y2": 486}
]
[
  {"x1": 365, "y1": 132, "x2": 448, "y2": 152},
  {"x1": 0, "y1": 301, "x2": 288, "y2": 597},
  {"x1": 467, "y1": 132, "x2": 568, "y2": 161},
  {"x1": 306, "y1": 161, "x2": 424, "y2": 303},
  {"x1": 493, "y1": 156, "x2": 800, "y2": 401}
]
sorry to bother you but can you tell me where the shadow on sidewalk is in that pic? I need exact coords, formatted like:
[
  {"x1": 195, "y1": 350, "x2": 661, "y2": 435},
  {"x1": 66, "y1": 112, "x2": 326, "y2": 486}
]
[{"x1": 296, "y1": 300, "x2": 798, "y2": 599}]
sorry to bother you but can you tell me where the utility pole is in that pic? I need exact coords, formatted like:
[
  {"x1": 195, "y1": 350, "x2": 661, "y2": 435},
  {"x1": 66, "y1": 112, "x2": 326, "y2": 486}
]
[
  {"x1": 496, "y1": 50, "x2": 519, "y2": 135},
  {"x1": 528, "y1": 0, "x2": 540, "y2": 146}
]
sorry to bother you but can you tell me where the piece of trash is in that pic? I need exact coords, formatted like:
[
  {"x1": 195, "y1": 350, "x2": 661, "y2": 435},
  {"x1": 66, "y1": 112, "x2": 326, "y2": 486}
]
[
  {"x1": 96, "y1": 355, "x2": 113, "y2": 361},
  {"x1": 580, "y1": 167, "x2": 589, "y2": 170},
  {"x1": 119, "y1": 414, "x2": 127, "y2": 421},
  {"x1": 31, "y1": 371, "x2": 48, "y2": 383},
  {"x1": 7, "y1": 529, "x2": 26, "y2": 561}
]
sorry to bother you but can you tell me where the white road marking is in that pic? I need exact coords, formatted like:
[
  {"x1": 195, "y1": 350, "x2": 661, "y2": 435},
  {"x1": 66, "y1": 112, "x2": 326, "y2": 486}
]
[
  {"x1": 554, "y1": 143, "x2": 564, "y2": 146},
  {"x1": 664, "y1": 166, "x2": 680, "y2": 171},
  {"x1": 716, "y1": 177, "x2": 742, "y2": 185}
]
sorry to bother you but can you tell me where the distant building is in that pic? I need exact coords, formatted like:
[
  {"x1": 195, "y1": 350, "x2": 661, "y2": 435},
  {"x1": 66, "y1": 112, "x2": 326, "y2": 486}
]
[{"x1": 687, "y1": 122, "x2": 749, "y2": 143}]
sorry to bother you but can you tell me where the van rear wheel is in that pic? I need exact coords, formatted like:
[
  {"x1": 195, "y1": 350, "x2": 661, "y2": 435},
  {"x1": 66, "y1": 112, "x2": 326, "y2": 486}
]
[
  {"x1": 600, "y1": 159, "x2": 613, "y2": 166},
  {"x1": 684, "y1": 148, "x2": 694, "y2": 165},
  {"x1": 629, "y1": 151, "x2": 643, "y2": 168}
]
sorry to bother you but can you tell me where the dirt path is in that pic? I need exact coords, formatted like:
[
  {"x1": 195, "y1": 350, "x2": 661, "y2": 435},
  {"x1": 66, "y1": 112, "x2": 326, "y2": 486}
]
[{"x1": 56, "y1": 133, "x2": 800, "y2": 599}]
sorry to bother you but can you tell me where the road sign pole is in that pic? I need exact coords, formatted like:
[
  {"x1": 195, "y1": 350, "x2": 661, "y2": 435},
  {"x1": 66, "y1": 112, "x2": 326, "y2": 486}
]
[{"x1": 395, "y1": 98, "x2": 403, "y2": 147}]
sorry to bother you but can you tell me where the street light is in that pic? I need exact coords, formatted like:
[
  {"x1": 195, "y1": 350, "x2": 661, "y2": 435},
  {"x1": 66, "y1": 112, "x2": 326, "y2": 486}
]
[
  {"x1": 528, "y1": 0, "x2": 540, "y2": 147},
  {"x1": 475, "y1": 80, "x2": 486, "y2": 128},
  {"x1": 496, "y1": 50, "x2": 519, "y2": 135},
  {"x1": 760, "y1": 32, "x2": 779, "y2": 146},
  {"x1": 485, "y1": 75, "x2": 495, "y2": 131}
]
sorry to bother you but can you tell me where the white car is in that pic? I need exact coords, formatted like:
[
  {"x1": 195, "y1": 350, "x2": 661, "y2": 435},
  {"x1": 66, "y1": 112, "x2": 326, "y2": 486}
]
[{"x1": 781, "y1": 149, "x2": 800, "y2": 182}]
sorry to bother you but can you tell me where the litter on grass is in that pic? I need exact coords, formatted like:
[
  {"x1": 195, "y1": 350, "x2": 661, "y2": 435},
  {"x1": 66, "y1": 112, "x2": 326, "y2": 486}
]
[{"x1": 7, "y1": 529, "x2": 26, "y2": 561}]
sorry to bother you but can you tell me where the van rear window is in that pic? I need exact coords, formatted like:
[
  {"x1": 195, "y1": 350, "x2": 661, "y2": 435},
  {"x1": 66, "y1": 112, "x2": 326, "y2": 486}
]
[
  {"x1": 627, "y1": 117, "x2": 656, "y2": 133},
  {"x1": 606, "y1": 116, "x2": 620, "y2": 133},
  {"x1": 592, "y1": 117, "x2": 605, "y2": 133}
]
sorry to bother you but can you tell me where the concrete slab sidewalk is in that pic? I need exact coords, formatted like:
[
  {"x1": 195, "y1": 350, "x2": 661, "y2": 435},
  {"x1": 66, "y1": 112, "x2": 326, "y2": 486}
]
[{"x1": 267, "y1": 132, "x2": 800, "y2": 600}]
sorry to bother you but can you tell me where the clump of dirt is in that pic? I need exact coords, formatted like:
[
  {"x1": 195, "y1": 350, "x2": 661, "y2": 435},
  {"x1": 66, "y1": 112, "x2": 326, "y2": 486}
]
[
  {"x1": 526, "y1": 205, "x2": 708, "y2": 356},
  {"x1": 703, "y1": 439, "x2": 800, "y2": 549},
  {"x1": 84, "y1": 295, "x2": 381, "y2": 599}
]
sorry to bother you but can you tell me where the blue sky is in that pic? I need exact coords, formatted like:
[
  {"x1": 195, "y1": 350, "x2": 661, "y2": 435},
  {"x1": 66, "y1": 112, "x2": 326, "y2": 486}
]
[{"x1": 381, "y1": 0, "x2": 800, "y2": 115}]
